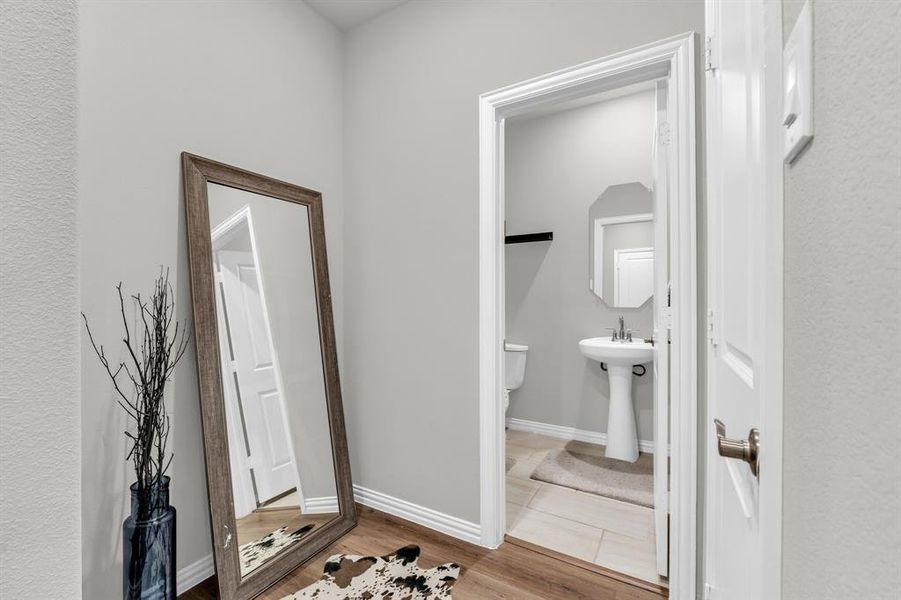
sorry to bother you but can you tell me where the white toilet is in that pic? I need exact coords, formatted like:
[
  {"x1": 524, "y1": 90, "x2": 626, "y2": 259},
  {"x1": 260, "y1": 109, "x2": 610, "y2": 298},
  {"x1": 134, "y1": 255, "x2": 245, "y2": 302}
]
[{"x1": 504, "y1": 342, "x2": 528, "y2": 411}]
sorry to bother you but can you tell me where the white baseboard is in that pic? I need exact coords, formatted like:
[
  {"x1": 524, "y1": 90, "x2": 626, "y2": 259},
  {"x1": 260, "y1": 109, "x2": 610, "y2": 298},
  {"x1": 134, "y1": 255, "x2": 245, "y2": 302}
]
[
  {"x1": 177, "y1": 553, "x2": 214, "y2": 595},
  {"x1": 506, "y1": 416, "x2": 657, "y2": 454},
  {"x1": 303, "y1": 495, "x2": 339, "y2": 514},
  {"x1": 353, "y1": 484, "x2": 481, "y2": 545}
]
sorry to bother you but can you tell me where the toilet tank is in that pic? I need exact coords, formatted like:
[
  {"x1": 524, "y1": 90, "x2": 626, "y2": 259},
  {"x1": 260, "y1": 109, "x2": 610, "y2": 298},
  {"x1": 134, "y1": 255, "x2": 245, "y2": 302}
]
[{"x1": 504, "y1": 342, "x2": 528, "y2": 390}]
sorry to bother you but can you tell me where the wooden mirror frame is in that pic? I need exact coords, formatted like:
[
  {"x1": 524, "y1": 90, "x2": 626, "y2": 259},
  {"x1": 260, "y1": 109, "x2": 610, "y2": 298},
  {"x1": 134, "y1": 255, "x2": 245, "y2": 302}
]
[{"x1": 182, "y1": 153, "x2": 356, "y2": 600}]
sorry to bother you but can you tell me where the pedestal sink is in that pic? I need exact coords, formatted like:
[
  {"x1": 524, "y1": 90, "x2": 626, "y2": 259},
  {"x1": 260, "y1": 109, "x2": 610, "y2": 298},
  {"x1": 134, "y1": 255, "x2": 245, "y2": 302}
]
[{"x1": 579, "y1": 337, "x2": 654, "y2": 462}]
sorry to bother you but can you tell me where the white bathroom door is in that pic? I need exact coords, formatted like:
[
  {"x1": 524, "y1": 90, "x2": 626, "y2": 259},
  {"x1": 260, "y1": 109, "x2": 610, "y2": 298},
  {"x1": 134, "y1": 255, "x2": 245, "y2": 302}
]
[
  {"x1": 217, "y1": 249, "x2": 297, "y2": 505},
  {"x1": 704, "y1": 0, "x2": 783, "y2": 598},
  {"x1": 652, "y1": 78, "x2": 670, "y2": 578}
]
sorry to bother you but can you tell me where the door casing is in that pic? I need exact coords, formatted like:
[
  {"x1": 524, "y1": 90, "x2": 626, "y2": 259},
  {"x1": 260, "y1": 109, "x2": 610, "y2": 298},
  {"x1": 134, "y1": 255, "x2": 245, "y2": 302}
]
[{"x1": 478, "y1": 32, "x2": 698, "y2": 599}]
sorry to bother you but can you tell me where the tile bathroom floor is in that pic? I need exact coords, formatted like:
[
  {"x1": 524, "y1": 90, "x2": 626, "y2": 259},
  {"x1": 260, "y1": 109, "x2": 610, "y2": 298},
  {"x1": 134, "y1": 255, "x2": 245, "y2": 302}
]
[{"x1": 505, "y1": 429, "x2": 666, "y2": 587}]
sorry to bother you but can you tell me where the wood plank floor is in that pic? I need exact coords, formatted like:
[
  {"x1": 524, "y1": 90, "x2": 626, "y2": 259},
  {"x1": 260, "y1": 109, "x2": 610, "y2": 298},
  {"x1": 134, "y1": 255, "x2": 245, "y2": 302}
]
[
  {"x1": 236, "y1": 508, "x2": 336, "y2": 547},
  {"x1": 180, "y1": 505, "x2": 667, "y2": 600}
]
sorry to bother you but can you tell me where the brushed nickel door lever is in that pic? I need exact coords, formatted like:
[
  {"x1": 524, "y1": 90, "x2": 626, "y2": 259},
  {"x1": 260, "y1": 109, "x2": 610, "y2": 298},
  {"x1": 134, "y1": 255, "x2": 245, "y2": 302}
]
[{"x1": 714, "y1": 419, "x2": 760, "y2": 478}]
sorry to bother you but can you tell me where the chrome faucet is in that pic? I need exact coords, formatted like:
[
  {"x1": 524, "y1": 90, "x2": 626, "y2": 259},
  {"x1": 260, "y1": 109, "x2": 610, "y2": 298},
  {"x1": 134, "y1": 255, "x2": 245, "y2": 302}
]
[
  {"x1": 608, "y1": 316, "x2": 626, "y2": 341},
  {"x1": 607, "y1": 316, "x2": 635, "y2": 342}
]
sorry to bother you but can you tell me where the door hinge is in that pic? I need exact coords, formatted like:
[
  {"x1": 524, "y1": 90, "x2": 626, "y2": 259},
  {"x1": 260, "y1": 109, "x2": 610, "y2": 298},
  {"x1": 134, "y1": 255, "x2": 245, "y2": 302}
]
[
  {"x1": 705, "y1": 35, "x2": 716, "y2": 72},
  {"x1": 707, "y1": 309, "x2": 717, "y2": 346},
  {"x1": 704, "y1": 582, "x2": 717, "y2": 600},
  {"x1": 657, "y1": 121, "x2": 671, "y2": 146}
]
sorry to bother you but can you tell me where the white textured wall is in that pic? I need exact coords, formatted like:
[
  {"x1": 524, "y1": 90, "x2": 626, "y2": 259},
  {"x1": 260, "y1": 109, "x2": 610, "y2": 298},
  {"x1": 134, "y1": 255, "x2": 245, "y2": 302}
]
[
  {"x1": 77, "y1": 2, "x2": 344, "y2": 596},
  {"x1": 0, "y1": 1, "x2": 82, "y2": 598},
  {"x1": 782, "y1": 1, "x2": 901, "y2": 597},
  {"x1": 504, "y1": 91, "x2": 657, "y2": 440},
  {"x1": 344, "y1": 0, "x2": 704, "y2": 524}
]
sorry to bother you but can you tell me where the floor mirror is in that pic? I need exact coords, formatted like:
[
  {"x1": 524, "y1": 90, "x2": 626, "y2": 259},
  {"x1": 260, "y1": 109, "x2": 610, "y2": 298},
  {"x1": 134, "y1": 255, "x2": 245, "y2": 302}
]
[{"x1": 182, "y1": 153, "x2": 355, "y2": 600}]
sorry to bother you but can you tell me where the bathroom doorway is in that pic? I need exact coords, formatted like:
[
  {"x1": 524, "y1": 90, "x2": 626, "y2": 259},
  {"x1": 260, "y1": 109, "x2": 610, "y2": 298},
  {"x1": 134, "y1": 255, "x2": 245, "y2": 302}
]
[
  {"x1": 503, "y1": 82, "x2": 666, "y2": 587},
  {"x1": 479, "y1": 34, "x2": 698, "y2": 599}
]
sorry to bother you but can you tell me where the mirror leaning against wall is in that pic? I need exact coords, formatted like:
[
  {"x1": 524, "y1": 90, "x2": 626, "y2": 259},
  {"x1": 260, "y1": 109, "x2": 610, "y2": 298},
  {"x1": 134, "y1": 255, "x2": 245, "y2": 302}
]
[
  {"x1": 588, "y1": 182, "x2": 655, "y2": 308},
  {"x1": 182, "y1": 153, "x2": 355, "y2": 600}
]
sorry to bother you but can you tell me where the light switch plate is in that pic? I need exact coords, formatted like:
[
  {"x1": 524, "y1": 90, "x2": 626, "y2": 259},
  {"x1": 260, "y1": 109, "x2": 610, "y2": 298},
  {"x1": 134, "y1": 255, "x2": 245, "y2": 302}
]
[{"x1": 783, "y1": 0, "x2": 814, "y2": 163}]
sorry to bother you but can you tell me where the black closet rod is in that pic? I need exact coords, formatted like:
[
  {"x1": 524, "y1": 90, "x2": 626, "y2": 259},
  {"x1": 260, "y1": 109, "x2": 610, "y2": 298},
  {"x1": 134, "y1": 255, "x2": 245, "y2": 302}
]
[{"x1": 505, "y1": 232, "x2": 553, "y2": 244}]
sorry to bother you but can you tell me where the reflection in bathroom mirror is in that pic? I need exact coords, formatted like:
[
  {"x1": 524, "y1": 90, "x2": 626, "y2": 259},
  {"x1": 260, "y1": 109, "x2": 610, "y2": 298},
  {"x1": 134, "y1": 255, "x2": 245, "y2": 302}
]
[
  {"x1": 588, "y1": 182, "x2": 654, "y2": 308},
  {"x1": 207, "y1": 183, "x2": 339, "y2": 578}
]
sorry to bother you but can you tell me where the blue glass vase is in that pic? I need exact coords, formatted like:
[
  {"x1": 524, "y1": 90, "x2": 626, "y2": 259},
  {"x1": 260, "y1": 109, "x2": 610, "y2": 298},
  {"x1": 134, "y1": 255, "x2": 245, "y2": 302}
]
[{"x1": 123, "y1": 476, "x2": 176, "y2": 600}]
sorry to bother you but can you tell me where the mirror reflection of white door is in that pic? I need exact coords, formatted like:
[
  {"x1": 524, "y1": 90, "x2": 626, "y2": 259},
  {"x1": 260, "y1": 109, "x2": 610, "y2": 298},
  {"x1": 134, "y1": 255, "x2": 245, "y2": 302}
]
[
  {"x1": 215, "y1": 243, "x2": 298, "y2": 509},
  {"x1": 614, "y1": 247, "x2": 654, "y2": 307}
]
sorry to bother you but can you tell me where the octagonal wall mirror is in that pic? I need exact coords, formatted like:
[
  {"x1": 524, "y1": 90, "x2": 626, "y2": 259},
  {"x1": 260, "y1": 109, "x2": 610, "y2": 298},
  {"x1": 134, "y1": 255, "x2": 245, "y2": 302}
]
[{"x1": 588, "y1": 182, "x2": 655, "y2": 308}]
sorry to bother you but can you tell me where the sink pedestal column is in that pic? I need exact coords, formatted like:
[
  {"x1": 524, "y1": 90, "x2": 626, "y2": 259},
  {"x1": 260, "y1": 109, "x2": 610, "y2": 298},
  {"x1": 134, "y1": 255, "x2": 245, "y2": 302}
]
[{"x1": 605, "y1": 364, "x2": 639, "y2": 462}]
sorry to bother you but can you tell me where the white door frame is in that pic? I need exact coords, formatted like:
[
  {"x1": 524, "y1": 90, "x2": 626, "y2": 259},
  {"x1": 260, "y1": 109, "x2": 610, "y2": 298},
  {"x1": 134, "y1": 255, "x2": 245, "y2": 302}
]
[
  {"x1": 703, "y1": 1, "x2": 784, "y2": 598},
  {"x1": 479, "y1": 33, "x2": 698, "y2": 598}
]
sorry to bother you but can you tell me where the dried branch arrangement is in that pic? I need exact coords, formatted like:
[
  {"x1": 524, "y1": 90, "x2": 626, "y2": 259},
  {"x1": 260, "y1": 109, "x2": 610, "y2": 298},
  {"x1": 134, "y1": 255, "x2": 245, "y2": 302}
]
[{"x1": 83, "y1": 269, "x2": 191, "y2": 496}]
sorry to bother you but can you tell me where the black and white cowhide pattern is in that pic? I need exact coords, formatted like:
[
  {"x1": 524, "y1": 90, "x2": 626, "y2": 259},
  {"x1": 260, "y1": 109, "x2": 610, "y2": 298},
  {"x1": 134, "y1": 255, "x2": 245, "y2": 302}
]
[
  {"x1": 284, "y1": 545, "x2": 460, "y2": 599},
  {"x1": 240, "y1": 524, "x2": 315, "y2": 575}
]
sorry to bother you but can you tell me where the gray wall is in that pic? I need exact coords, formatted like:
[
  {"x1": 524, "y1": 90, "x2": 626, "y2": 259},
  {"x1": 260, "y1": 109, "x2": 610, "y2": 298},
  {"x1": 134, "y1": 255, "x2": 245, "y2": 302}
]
[
  {"x1": 344, "y1": 0, "x2": 704, "y2": 524},
  {"x1": 781, "y1": 1, "x2": 901, "y2": 597},
  {"x1": 77, "y1": 1, "x2": 344, "y2": 596},
  {"x1": 504, "y1": 92, "x2": 657, "y2": 441},
  {"x1": 208, "y1": 186, "x2": 337, "y2": 501},
  {"x1": 0, "y1": 2, "x2": 81, "y2": 598}
]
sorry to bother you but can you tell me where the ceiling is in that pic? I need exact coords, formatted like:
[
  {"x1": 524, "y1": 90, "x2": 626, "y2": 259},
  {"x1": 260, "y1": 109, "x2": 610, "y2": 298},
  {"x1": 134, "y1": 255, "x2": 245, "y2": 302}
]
[{"x1": 305, "y1": 0, "x2": 409, "y2": 31}]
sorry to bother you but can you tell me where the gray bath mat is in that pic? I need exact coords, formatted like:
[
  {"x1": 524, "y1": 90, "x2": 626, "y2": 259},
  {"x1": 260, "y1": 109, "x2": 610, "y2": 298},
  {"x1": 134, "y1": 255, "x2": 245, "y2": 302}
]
[{"x1": 530, "y1": 448, "x2": 654, "y2": 508}]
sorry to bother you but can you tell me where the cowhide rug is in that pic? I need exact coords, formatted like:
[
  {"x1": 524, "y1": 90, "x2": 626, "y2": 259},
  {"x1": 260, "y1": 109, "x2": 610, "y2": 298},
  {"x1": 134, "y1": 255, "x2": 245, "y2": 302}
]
[
  {"x1": 240, "y1": 524, "x2": 315, "y2": 575},
  {"x1": 283, "y1": 545, "x2": 460, "y2": 599}
]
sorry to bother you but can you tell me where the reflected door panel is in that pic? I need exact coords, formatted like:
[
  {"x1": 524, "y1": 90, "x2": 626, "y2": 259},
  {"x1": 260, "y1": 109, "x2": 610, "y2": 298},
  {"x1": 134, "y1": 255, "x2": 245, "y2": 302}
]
[{"x1": 217, "y1": 248, "x2": 296, "y2": 505}]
